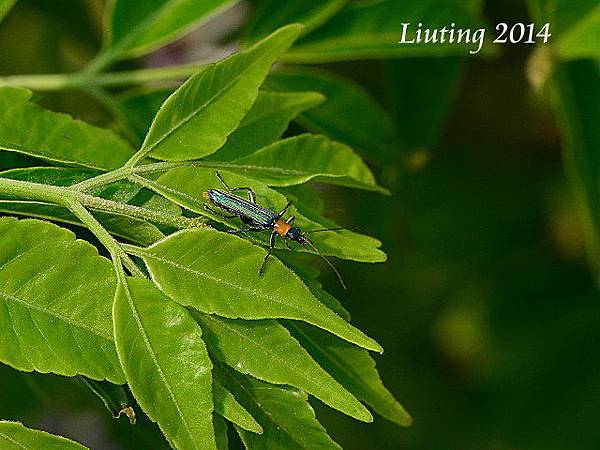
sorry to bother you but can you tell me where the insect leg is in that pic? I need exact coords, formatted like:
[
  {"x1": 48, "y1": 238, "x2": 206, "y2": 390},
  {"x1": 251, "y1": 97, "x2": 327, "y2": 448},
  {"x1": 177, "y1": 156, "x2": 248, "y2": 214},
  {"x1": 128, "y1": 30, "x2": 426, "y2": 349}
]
[
  {"x1": 277, "y1": 201, "x2": 293, "y2": 219},
  {"x1": 259, "y1": 231, "x2": 278, "y2": 276},
  {"x1": 215, "y1": 171, "x2": 231, "y2": 190},
  {"x1": 231, "y1": 187, "x2": 257, "y2": 203},
  {"x1": 215, "y1": 172, "x2": 257, "y2": 203},
  {"x1": 285, "y1": 215, "x2": 295, "y2": 225},
  {"x1": 204, "y1": 204, "x2": 238, "y2": 219}
]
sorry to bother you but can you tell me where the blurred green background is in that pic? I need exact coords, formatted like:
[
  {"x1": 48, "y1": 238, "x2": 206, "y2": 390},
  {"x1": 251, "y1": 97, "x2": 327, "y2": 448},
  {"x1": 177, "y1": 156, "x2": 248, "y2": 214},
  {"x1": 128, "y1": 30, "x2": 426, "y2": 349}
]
[{"x1": 1, "y1": 1, "x2": 599, "y2": 449}]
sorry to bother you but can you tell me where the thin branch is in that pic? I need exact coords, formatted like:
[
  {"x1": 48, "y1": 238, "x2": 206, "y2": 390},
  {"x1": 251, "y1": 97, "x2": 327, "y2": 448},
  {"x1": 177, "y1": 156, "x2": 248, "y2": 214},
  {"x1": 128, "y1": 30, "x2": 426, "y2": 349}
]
[
  {"x1": 0, "y1": 176, "x2": 205, "y2": 231},
  {"x1": 67, "y1": 201, "x2": 146, "y2": 278},
  {"x1": 0, "y1": 63, "x2": 206, "y2": 91}
]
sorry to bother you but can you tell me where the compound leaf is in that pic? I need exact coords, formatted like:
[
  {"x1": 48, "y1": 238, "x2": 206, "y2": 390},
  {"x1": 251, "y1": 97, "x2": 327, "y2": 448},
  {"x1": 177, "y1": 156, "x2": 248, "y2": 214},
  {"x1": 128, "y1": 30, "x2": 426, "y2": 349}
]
[
  {"x1": 0, "y1": 421, "x2": 88, "y2": 450},
  {"x1": 194, "y1": 312, "x2": 372, "y2": 422},
  {"x1": 140, "y1": 25, "x2": 302, "y2": 161},
  {"x1": 132, "y1": 228, "x2": 383, "y2": 352},
  {"x1": 0, "y1": 88, "x2": 134, "y2": 170},
  {"x1": 113, "y1": 276, "x2": 216, "y2": 450},
  {"x1": 0, "y1": 218, "x2": 124, "y2": 383}
]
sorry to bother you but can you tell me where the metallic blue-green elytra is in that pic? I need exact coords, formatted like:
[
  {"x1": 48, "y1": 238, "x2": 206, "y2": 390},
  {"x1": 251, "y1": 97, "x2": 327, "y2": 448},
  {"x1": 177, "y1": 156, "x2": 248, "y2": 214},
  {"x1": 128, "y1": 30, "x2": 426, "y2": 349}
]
[{"x1": 204, "y1": 189, "x2": 277, "y2": 226}]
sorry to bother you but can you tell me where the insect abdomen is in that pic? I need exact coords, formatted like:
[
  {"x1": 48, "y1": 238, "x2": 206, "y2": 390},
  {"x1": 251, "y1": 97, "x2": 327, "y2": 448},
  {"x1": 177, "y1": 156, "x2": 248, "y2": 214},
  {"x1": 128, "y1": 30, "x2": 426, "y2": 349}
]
[{"x1": 205, "y1": 189, "x2": 276, "y2": 225}]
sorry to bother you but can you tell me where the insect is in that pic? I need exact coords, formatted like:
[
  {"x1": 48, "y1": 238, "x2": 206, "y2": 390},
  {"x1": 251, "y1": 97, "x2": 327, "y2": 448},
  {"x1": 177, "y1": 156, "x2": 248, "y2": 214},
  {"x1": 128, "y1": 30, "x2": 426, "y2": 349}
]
[{"x1": 203, "y1": 172, "x2": 347, "y2": 289}]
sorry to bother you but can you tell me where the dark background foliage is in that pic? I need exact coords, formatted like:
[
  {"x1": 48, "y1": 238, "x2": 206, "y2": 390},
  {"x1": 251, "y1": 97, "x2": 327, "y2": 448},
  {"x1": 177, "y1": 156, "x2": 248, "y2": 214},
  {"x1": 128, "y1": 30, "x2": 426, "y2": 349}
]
[{"x1": 1, "y1": 1, "x2": 598, "y2": 449}]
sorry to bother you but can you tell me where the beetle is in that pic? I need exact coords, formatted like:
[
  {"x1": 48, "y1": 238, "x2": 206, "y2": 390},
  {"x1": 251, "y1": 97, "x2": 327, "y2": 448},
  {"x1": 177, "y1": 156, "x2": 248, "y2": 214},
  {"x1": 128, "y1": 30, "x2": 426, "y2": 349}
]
[{"x1": 203, "y1": 172, "x2": 346, "y2": 289}]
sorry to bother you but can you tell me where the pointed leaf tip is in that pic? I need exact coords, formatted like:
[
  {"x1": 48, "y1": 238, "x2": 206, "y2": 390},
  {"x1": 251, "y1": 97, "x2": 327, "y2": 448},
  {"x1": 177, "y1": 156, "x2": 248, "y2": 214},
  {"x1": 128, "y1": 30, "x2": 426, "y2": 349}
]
[{"x1": 142, "y1": 23, "x2": 306, "y2": 162}]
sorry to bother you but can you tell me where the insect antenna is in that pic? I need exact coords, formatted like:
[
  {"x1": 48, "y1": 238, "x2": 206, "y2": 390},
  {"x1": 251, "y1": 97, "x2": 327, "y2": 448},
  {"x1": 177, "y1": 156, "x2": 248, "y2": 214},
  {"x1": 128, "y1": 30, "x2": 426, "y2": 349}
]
[
  {"x1": 307, "y1": 226, "x2": 349, "y2": 233},
  {"x1": 306, "y1": 226, "x2": 355, "y2": 233},
  {"x1": 303, "y1": 238, "x2": 347, "y2": 291}
]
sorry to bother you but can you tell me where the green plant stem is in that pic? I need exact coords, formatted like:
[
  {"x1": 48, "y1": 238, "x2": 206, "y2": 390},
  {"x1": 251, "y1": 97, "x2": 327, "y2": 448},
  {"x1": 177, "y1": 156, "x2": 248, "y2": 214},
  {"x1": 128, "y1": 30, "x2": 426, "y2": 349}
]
[
  {"x1": 72, "y1": 162, "x2": 185, "y2": 191},
  {"x1": 121, "y1": 243, "x2": 145, "y2": 256},
  {"x1": 0, "y1": 63, "x2": 204, "y2": 91},
  {"x1": 128, "y1": 174, "x2": 205, "y2": 212},
  {"x1": 73, "y1": 160, "x2": 250, "y2": 191},
  {"x1": 77, "y1": 192, "x2": 198, "y2": 229},
  {"x1": 0, "y1": 176, "x2": 201, "y2": 230},
  {"x1": 68, "y1": 201, "x2": 145, "y2": 278}
]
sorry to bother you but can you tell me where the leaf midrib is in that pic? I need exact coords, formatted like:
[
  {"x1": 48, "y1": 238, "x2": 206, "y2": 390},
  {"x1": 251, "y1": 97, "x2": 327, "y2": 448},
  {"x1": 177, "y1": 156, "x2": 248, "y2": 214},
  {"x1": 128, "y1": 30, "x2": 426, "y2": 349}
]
[
  {"x1": 140, "y1": 248, "x2": 318, "y2": 319},
  {"x1": 142, "y1": 42, "x2": 278, "y2": 156},
  {"x1": 120, "y1": 279, "x2": 200, "y2": 450},
  {"x1": 212, "y1": 161, "x2": 370, "y2": 186},
  {"x1": 0, "y1": 430, "x2": 29, "y2": 450},
  {"x1": 0, "y1": 290, "x2": 111, "y2": 341},
  {"x1": 111, "y1": 0, "x2": 187, "y2": 52}
]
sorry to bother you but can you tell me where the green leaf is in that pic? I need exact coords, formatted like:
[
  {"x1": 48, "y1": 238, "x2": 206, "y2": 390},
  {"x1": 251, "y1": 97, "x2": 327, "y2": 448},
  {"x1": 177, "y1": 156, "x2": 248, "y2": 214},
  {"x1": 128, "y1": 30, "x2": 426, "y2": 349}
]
[
  {"x1": 194, "y1": 312, "x2": 372, "y2": 422},
  {"x1": 0, "y1": 88, "x2": 134, "y2": 170},
  {"x1": 528, "y1": 0, "x2": 600, "y2": 60},
  {"x1": 207, "y1": 91, "x2": 324, "y2": 161},
  {"x1": 107, "y1": 0, "x2": 240, "y2": 58},
  {"x1": 0, "y1": 200, "x2": 164, "y2": 247},
  {"x1": 139, "y1": 25, "x2": 303, "y2": 162},
  {"x1": 243, "y1": 0, "x2": 349, "y2": 43},
  {"x1": 217, "y1": 367, "x2": 342, "y2": 450},
  {"x1": 286, "y1": 322, "x2": 412, "y2": 427},
  {"x1": 267, "y1": 68, "x2": 397, "y2": 160},
  {"x1": 0, "y1": 218, "x2": 124, "y2": 383},
  {"x1": 0, "y1": 0, "x2": 16, "y2": 23},
  {"x1": 152, "y1": 167, "x2": 386, "y2": 262},
  {"x1": 132, "y1": 228, "x2": 383, "y2": 352},
  {"x1": 284, "y1": 0, "x2": 488, "y2": 63},
  {"x1": 0, "y1": 166, "x2": 100, "y2": 186},
  {"x1": 229, "y1": 134, "x2": 389, "y2": 194},
  {"x1": 552, "y1": 60, "x2": 600, "y2": 281},
  {"x1": 213, "y1": 379, "x2": 263, "y2": 434},
  {"x1": 0, "y1": 421, "x2": 88, "y2": 449},
  {"x1": 113, "y1": 276, "x2": 216, "y2": 450}
]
